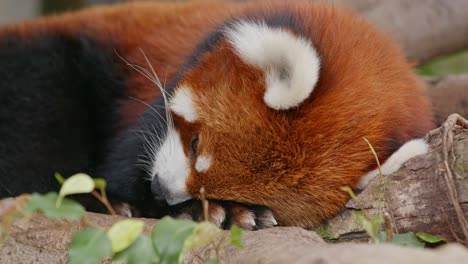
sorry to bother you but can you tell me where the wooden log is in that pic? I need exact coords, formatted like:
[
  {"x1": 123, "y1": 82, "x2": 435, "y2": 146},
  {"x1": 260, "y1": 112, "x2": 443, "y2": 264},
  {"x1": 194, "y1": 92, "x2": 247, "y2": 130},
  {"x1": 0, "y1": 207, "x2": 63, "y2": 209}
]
[{"x1": 2, "y1": 212, "x2": 468, "y2": 263}]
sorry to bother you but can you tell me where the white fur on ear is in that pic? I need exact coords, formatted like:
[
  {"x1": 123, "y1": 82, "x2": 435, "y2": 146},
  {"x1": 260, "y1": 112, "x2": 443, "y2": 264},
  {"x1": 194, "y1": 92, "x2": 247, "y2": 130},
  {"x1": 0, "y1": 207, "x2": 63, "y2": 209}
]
[{"x1": 226, "y1": 21, "x2": 320, "y2": 110}]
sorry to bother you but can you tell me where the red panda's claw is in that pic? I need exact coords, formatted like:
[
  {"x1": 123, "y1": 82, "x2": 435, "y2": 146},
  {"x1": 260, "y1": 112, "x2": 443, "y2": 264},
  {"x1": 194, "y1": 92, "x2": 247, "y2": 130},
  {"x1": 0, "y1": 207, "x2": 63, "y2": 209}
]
[
  {"x1": 112, "y1": 202, "x2": 133, "y2": 217},
  {"x1": 217, "y1": 202, "x2": 277, "y2": 231},
  {"x1": 255, "y1": 208, "x2": 278, "y2": 228},
  {"x1": 170, "y1": 200, "x2": 276, "y2": 230},
  {"x1": 207, "y1": 202, "x2": 227, "y2": 227}
]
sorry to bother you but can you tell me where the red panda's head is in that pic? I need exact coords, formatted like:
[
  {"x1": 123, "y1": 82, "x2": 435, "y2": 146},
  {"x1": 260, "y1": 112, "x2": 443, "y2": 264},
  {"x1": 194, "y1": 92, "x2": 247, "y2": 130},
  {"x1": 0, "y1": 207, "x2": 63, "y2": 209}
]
[
  {"x1": 157, "y1": 19, "x2": 321, "y2": 202},
  {"x1": 145, "y1": 6, "x2": 433, "y2": 226}
]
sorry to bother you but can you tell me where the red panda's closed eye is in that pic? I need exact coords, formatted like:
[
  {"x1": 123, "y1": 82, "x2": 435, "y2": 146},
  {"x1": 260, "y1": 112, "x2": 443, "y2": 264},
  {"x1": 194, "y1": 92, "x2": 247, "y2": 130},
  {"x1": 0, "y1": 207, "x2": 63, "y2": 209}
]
[{"x1": 190, "y1": 134, "x2": 199, "y2": 158}]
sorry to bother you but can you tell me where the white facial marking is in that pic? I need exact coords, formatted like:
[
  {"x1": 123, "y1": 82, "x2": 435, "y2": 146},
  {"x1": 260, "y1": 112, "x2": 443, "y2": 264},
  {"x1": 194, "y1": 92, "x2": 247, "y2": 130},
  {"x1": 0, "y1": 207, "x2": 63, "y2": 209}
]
[
  {"x1": 169, "y1": 86, "x2": 198, "y2": 122},
  {"x1": 152, "y1": 127, "x2": 192, "y2": 205},
  {"x1": 195, "y1": 154, "x2": 212, "y2": 173},
  {"x1": 357, "y1": 138, "x2": 429, "y2": 189},
  {"x1": 226, "y1": 21, "x2": 320, "y2": 110}
]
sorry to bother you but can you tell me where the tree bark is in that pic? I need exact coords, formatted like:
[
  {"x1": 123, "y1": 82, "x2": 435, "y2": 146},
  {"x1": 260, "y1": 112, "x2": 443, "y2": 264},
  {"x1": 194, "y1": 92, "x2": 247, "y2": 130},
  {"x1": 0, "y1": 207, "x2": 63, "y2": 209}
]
[
  {"x1": 2, "y1": 212, "x2": 468, "y2": 264},
  {"x1": 0, "y1": 213, "x2": 155, "y2": 264}
]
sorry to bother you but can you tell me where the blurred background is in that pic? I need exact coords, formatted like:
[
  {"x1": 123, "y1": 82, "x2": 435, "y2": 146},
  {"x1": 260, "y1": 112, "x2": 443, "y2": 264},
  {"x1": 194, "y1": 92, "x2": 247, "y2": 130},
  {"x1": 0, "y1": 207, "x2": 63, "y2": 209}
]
[
  {"x1": 0, "y1": 0, "x2": 135, "y2": 24},
  {"x1": 0, "y1": 0, "x2": 466, "y2": 76}
]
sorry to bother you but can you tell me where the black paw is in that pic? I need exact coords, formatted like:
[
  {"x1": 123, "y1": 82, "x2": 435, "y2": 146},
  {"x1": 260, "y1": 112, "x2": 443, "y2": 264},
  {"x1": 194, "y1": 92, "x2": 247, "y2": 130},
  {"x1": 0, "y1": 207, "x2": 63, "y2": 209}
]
[{"x1": 169, "y1": 200, "x2": 277, "y2": 231}]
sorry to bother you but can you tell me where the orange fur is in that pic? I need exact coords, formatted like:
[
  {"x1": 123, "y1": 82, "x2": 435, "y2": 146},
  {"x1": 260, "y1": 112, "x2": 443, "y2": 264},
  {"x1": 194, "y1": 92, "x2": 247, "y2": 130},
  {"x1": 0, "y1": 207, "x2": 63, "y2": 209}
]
[{"x1": 0, "y1": 0, "x2": 434, "y2": 227}]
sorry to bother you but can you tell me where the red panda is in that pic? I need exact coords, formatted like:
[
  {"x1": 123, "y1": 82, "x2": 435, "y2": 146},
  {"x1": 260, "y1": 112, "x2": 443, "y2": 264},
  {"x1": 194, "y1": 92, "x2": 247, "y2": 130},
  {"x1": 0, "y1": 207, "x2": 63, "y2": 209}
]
[{"x1": 0, "y1": 0, "x2": 433, "y2": 229}]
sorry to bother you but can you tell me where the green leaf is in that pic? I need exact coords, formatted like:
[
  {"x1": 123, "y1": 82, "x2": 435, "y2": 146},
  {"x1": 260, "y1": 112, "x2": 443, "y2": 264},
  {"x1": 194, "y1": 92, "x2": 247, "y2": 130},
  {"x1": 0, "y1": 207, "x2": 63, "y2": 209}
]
[
  {"x1": 377, "y1": 231, "x2": 387, "y2": 243},
  {"x1": 57, "y1": 173, "x2": 95, "y2": 207},
  {"x1": 391, "y1": 232, "x2": 425, "y2": 248},
  {"x1": 54, "y1": 172, "x2": 65, "y2": 185},
  {"x1": 229, "y1": 225, "x2": 244, "y2": 249},
  {"x1": 113, "y1": 235, "x2": 159, "y2": 264},
  {"x1": 68, "y1": 228, "x2": 112, "y2": 264},
  {"x1": 26, "y1": 192, "x2": 85, "y2": 220},
  {"x1": 416, "y1": 232, "x2": 447, "y2": 244},
  {"x1": 340, "y1": 186, "x2": 358, "y2": 201},
  {"x1": 183, "y1": 222, "x2": 221, "y2": 252},
  {"x1": 107, "y1": 219, "x2": 145, "y2": 253},
  {"x1": 151, "y1": 216, "x2": 197, "y2": 264},
  {"x1": 355, "y1": 212, "x2": 384, "y2": 243},
  {"x1": 93, "y1": 178, "x2": 107, "y2": 194},
  {"x1": 204, "y1": 260, "x2": 218, "y2": 264}
]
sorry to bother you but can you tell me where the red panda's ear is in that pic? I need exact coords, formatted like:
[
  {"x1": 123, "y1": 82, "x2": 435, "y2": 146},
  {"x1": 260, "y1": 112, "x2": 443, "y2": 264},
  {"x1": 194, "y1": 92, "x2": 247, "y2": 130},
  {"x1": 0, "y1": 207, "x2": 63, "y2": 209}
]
[{"x1": 226, "y1": 21, "x2": 320, "y2": 110}]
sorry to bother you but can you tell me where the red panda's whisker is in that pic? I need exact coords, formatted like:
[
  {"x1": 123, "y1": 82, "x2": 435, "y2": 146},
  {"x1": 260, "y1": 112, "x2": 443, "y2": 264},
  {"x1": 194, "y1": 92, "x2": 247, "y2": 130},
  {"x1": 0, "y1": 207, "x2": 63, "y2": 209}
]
[
  {"x1": 162, "y1": 69, "x2": 169, "y2": 98},
  {"x1": 128, "y1": 104, "x2": 168, "y2": 174},
  {"x1": 138, "y1": 50, "x2": 172, "y2": 106},
  {"x1": 115, "y1": 50, "x2": 172, "y2": 108},
  {"x1": 131, "y1": 129, "x2": 162, "y2": 144},
  {"x1": 137, "y1": 127, "x2": 168, "y2": 179},
  {"x1": 135, "y1": 133, "x2": 156, "y2": 177},
  {"x1": 125, "y1": 62, "x2": 168, "y2": 98},
  {"x1": 145, "y1": 121, "x2": 169, "y2": 164},
  {"x1": 135, "y1": 160, "x2": 153, "y2": 180},
  {"x1": 140, "y1": 117, "x2": 165, "y2": 146},
  {"x1": 114, "y1": 51, "x2": 153, "y2": 81},
  {"x1": 128, "y1": 96, "x2": 167, "y2": 126},
  {"x1": 131, "y1": 109, "x2": 169, "y2": 177},
  {"x1": 149, "y1": 104, "x2": 166, "y2": 109},
  {"x1": 139, "y1": 49, "x2": 173, "y2": 99},
  {"x1": 117, "y1": 58, "x2": 173, "y2": 131},
  {"x1": 138, "y1": 49, "x2": 176, "y2": 133}
]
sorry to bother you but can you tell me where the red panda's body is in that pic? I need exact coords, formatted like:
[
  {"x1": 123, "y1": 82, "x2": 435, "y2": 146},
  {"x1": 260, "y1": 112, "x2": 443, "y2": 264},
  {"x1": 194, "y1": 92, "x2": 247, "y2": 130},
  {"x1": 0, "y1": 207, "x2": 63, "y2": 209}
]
[{"x1": 0, "y1": 1, "x2": 433, "y2": 227}]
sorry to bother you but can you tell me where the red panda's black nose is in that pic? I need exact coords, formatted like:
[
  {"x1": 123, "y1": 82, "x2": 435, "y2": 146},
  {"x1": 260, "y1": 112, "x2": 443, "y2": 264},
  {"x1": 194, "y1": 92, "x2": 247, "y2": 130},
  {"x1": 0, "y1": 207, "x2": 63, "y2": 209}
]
[{"x1": 151, "y1": 177, "x2": 169, "y2": 202}]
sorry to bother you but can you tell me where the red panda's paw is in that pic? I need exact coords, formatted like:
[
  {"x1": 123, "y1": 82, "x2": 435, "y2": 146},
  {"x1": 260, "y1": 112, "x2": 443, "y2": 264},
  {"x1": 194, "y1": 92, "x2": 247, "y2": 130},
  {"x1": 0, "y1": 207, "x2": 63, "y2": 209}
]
[
  {"x1": 112, "y1": 202, "x2": 133, "y2": 217},
  {"x1": 171, "y1": 200, "x2": 277, "y2": 231},
  {"x1": 222, "y1": 202, "x2": 277, "y2": 231}
]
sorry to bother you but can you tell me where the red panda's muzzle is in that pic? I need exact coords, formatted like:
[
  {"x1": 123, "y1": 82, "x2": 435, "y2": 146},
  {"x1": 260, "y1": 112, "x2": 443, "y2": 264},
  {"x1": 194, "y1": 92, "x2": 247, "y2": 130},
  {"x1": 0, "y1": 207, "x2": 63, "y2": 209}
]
[{"x1": 151, "y1": 176, "x2": 168, "y2": 202}]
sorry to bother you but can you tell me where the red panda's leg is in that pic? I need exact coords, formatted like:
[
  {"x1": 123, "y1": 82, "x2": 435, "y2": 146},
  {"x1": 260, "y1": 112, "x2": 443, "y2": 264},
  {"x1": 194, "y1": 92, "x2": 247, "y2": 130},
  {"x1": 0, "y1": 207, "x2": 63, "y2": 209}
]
[
  {"x1": 357, "y1": 138, "x2": 430, "y2": 189},
  {"x1": 170, "y1": 200, "x2": 277, "y2": 230}
]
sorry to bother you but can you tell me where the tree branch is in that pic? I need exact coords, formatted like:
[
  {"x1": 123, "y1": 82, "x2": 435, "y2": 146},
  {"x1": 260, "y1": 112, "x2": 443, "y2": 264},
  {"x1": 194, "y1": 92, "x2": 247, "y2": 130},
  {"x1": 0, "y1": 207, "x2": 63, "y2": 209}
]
[{"x1": 328, "y1": 0, "x2": 468, "y2": 64}]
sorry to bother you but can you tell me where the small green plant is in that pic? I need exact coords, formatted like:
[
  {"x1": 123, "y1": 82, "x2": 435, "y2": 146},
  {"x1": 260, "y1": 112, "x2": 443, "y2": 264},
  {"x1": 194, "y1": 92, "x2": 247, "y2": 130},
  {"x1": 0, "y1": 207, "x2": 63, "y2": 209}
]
[
  {"x1": 341, "y1": 186, "x2": 446, "y2": 247},
  {"x1": 0, "y1": 173, "x2": 244, "y2": 264}
]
